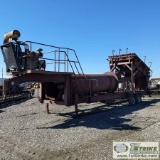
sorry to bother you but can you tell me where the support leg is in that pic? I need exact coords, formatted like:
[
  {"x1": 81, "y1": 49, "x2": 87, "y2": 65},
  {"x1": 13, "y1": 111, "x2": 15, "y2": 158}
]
[
  {"x1": 46, "y1": 103, "x2": 50, "y2": 114},
  {"x1": 2, "y1": 80, "x2": 8, "y2": 100},
  {"x1": 75, "y1": 94, "x2": 78, "y2": 116}
]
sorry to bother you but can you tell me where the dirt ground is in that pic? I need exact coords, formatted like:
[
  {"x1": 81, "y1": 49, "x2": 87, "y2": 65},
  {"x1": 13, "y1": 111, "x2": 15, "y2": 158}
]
[{"x1": 0, "y1": 96, "x2": 160, "y2": 160}]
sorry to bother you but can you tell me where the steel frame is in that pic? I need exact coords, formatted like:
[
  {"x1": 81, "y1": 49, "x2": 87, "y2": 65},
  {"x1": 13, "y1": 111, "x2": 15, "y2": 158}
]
[{"x1": 108, "y1": 53, "x2": 150, "y2": 92}]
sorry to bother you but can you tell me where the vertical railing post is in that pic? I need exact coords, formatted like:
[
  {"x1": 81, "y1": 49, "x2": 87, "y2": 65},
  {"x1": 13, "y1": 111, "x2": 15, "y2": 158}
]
[
  {"x1": 58, "y1": 48, "x2": 60, "y2": 72},
  {"x1": 67, "y1": 49, "x2": 69, "y2": 72},
  {"x1": 29, "y1": 42, "x2": 32, "y2": 70},
  {"x1": 64, "y1": 51, "x2": 66, "y2": 72},
  {"x1": 54, "y1": 50, "x2": 56, "y2": 71}
]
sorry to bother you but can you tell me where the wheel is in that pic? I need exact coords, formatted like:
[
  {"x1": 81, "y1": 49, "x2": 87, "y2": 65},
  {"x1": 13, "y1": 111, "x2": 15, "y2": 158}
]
[
  {"x1": 22, "y1": 91, "x2": 31, "y2": 98},
  {"x1": 135, "y1": 94, "x2": 141, "y2": 104},
  {"x1": 27, "y1": 92, "x2": 32, "y2": 98},
  {"x1": 128, "y1": 96, "x2": 135, "y2": 106}
]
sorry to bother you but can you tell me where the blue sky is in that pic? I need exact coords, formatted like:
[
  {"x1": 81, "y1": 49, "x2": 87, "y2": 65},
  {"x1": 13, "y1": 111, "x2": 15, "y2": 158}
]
[{"x1": 0, "y1": 0, "x2": 160, "y2": 77}]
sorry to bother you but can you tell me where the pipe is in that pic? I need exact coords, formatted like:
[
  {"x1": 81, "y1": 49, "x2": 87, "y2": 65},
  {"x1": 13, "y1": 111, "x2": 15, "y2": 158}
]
[{"x1": 72, "y1": 72, "x2": 118, "y2": 95}]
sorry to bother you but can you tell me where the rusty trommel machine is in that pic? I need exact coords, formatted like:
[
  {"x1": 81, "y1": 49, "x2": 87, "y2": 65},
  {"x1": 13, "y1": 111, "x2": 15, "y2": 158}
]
[{"x1": 0, "y1": 30, "x2": 151, "y2": 115}]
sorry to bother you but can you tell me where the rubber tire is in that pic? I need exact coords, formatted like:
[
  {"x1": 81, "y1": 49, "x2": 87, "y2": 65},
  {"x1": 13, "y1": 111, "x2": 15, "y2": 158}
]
[
  {"x1": 128, "y1": 96, "x2": 136, "y2": 106},
  {"x1": 135, "y1": 94, "x2": 141, "y2": 104},
  {"x1": 27, "y1": 92, "x2": 32, "y2": 98}
]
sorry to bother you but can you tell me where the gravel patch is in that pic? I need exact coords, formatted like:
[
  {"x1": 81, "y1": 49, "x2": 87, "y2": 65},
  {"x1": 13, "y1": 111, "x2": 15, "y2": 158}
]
[{"x1": 0, "y1": 96, "x2": 160, "y2": 160}]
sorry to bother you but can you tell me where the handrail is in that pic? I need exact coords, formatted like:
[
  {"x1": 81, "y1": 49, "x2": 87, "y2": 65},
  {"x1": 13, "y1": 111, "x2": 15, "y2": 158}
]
[{"x1": 8, "y1": 40, "x2": 91, "y2": 98}]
